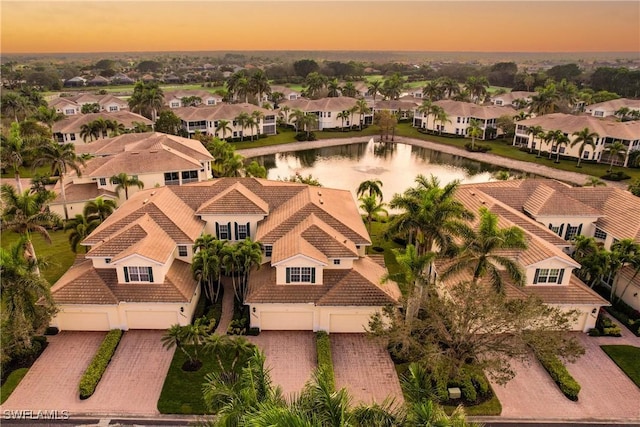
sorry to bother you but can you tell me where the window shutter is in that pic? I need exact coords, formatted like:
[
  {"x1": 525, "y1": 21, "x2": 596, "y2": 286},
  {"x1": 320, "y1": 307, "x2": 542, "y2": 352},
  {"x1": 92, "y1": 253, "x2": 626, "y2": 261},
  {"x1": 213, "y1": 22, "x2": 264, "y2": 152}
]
[
  {"x1": 246, "y1": 222, "x2": 251, "y2": 238},
  {"x1": 228, "y1": 222, "x2": 231, "y2": 239},
  {"x1": 548, "y1": 223, "x2": 553, "y2": 230},
  {"x1": 559, "y1": 224, "x2": 564, "y2": 236},
  {"x1": 215, "y1": 222, "x2": 219, "y2": 237},
  {"x1": 124, "y1": 267, "x2": 129, "y2": 283},
  {"x1": 311, "y1": 268, "x2": 316, "y2": 284},
  {"x1": 148, "y1": 267, "x2": 154, "y2": 282},
  {"x1": 533, "y1": 269, "x2": 539, "y2": 284},
  {"x1": 557, "y1": 269, "x2": 564, "y2": 284},
  {"x1": 286, "y1": 268, "x2": 291, "y2": 284},
  {"x1": 564, "y1": 223, "x2": 571, "y2": 240},
  {"x1": 234, "y1": 222, "x2": 239, "y2": 240},
  {"x1": 577, "y1": 224, "x2": 582, "y2": 236}
]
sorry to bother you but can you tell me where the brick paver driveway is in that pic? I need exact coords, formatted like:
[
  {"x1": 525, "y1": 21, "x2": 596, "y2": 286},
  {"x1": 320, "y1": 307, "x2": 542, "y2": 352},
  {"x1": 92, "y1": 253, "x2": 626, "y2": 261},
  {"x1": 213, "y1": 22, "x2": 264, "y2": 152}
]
[
  {"x1": 330, "y1": 334, "x2": 404, "y2": 405},
  {"x1": 1, "y1": 330, "x2": 174, "y2": 417},
  {"x1": 490, "y1": 318, "x2": 640, "y2": 422},
  {"x1": 247, "y1": 331, "x2": 316, "y2": 398}
]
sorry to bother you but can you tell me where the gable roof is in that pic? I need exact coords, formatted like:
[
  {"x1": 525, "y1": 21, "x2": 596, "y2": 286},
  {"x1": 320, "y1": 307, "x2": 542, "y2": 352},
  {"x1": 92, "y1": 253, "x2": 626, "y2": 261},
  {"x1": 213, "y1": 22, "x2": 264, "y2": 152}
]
[
  {"x1": 517, "y1": 113, "x2": 640, "y2": 141},
  {"x1": 52, "y1": 111, "x2": 153, "y2": 134},
  {"x1": 280, "y1": 97, "x2": 360, "y2": 112},
  {"x1": 432, "y1": 100, "x2": 514, "y2": 119},
  {"x1": 173, "y1": 103, "x2": 273, "y2": 122},
  {"x1": 196, "y1": 182, "x2": 269, "y2": 215}
]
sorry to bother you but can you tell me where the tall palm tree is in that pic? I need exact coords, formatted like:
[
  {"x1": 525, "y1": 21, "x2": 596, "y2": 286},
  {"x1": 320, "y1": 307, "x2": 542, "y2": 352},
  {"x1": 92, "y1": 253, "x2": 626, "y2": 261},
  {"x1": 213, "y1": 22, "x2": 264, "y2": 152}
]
[
  {"x1": 367, "y1": 79, "x2": 382, "y2": 109},
  {"x1": 234, "y1": 238, "x2": 262, "y2": 303},
  {"x1": 433, "y1": 106, "x2": 450, "y2": 135},
  {"x1": 251, "y1": 110, "x2": 264, "y2": 139},
  {"x1": 388, "y1": 175, "x2": 473, "y2": 255},
  {"x1": 464, "y1": 76, "x2": 489, "y2": 104},
  {"x1": 356, "y1": 98, "x2": 370, "y2": 130},
  {"x1": 357, "y1": 179, "x2": 383, "y2": 201},
  {"x1": 337, "y1": 110, "x2": 350, "y2": 131},
  {"x1": 327, "y1": 78, "x2": 341, "y2": 97},
  {"x1": 1, "y1": 184, "x2": 59, "y2": 277},
  {"x1": 466, "y1": 119, "x2": 484, "y2": 150},
  {"x1": 106, "y1": 119, "x2": 125, "y2": 137},
  {"x1": 215, "y1": 119, "x2": 232, "y2": 141},
  {"x1": 245, "y1": 116, "x2": 257, "y2": 141},
  {"x1": 1, "y1": 237, "x2": 56, "y2": 352},
  {"x1": 91, "y1": 118, "x2": 110, "y2": 139},
  {"x1": 32, "y1": 142, "x2": 85, "y2": 221},
  {"x1": 250, "y1": 69, "x2": 271, "y2": 104},
  {"x1": 342, "y1": 81, "x2": 357, "y2": 98},
  {"x1": 571, "y1": 127, "x2": 599, "y2": 168},
  {"x1": 609, "y1": 239, "x2": 640, "y2": 302},
  {"x1": 128, "y1": 81, "x2": 164, "y2": 121},
  {"x1": 442, "y1": 206, "x2": 528, "y2": 293},
  {"x1": 359, "y1": 194, "x2": 388, "y2": 233},
  {"x1": 279, "y1": 105, "x2": 291, "y2": 125},
  {"x1": 1, "y1": 92, "x2": 29, "y2": 122},
  {"x1": 32, "y1": 106, "x2": 64, "y2": 135},
  {"x1": 603, "y1": 140, "x2": 627, "y2": 172},
  {"x1": 193, "y1": 246, "x2": 221, "y2": 302},
  {"x1": 64, "y1": 214, "x2": 99, "y2": 253},
  {"x1": 439, "y1": 77, "x2": 460, "y2": 99},
  {"x1": 80, "y1": 121, "x2": 100, "y2": 142},
  {"x1": 554, "y1": 133, "x2": 570, "y2": 163},
  {"x1": 526, "y1": 125, "x2": 544, "y2": 154},
  {"x1": 110, "y1": 172, "x2": 144, "y2": 200},
  {"x1": 304, "y1": 72, "x2": 327, "y2": 99},
  {"x1": 234, "y1": 112, "x2": 251, "y2": 141},
  {"x1": 83, "y1": 196, "x2": 117, "y2": 222},
  {"x1": 417, "y1": 100, "x2": 433, "y2": 131},
  {"x1": 544, "y1": 129, "x2": 563, "y2": 160},
  {"x1": 1, "y1": 122, "x2": 29, "y2": 192},
  {"x1": 290, "y1": 109, "x2": 306, "y2": 133},
  {"x1": 422, "y1": 80, "x2": 444, "y2": 102}
]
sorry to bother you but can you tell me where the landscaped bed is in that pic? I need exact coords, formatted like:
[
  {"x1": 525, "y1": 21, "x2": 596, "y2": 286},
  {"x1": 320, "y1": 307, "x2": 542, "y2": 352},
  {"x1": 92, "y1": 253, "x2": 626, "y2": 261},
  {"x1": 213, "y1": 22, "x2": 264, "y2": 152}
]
[
  {"x1": 0, "y1": 368, "x2": 29, "y2": 404},
  {"x1": 600, "y1": 345, "x2": 640, "y2": 388}
]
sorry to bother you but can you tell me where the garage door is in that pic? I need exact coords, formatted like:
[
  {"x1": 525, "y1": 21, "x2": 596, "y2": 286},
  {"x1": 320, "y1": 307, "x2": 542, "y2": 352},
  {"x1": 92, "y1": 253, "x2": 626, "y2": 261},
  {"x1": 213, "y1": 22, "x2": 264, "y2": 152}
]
[
  {"x1": 329, "y1": 314, "x2": 370, "y2": 333},
  {"x1": 126, "y1": 311, "x2": 179, "y2": 329},
  {"x1": 260, "y1": 312, "x2": 313, "y2": 330},
  {"x1": 57, "y1": 312, "x2": 111, "y2": 331}
]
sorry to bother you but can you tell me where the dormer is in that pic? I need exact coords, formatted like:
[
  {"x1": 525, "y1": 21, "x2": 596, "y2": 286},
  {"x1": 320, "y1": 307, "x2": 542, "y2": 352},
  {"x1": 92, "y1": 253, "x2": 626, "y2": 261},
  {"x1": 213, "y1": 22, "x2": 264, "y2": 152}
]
[{"x1": 525, "y1": 256, "x2": 580, "y2": 286}]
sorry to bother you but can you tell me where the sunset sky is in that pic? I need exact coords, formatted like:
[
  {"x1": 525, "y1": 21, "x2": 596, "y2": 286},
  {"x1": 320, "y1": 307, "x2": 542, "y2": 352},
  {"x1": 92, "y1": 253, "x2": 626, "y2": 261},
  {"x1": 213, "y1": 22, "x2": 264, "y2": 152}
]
[{"x1": 1, "y1": 1, "x2": 639, "y2": 54}]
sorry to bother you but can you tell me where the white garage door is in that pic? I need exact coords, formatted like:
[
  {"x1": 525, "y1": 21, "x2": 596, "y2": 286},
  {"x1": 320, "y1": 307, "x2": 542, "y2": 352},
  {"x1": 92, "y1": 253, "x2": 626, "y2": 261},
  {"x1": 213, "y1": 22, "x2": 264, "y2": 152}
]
[
  {"x1": 126, "y1": 311, "x2": 179, "y2": 329},
  {"x1": 329, "y1": 314, "x2": 370, "y2": 333},
  {"x1": 57, "y1": 312, "x2": 110, "y2": 331},
  {"x1": 260, "y1": 312, "x2": 313, "y2": 330}
]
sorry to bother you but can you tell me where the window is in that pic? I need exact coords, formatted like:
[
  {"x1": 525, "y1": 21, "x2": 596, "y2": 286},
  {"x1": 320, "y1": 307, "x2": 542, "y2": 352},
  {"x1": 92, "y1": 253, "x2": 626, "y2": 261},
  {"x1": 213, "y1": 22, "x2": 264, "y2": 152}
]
[
  {"x1": 264, "y1": 245, "x2": 272, "y2": 257},
  {"x1": 181, "y1": 170, "x2": 198, "y2": 183},
  {"x1": 178, "y1": 245, "x2": 188, "y2": 256},
  {"x1": 333, "y1": 259, "x2": 341, "y2": 265},
  {"x1": 594, "y1": 228, "x2": 607, "y2": 240},
  {"x1": 286, "y1": 267, "x2": 315, "y2": 283},
  {"x1": 565, "y1": 225, "x2": 580, "y2": 240},
  {"x1": 125, "y1": 266, "x2": 153, "y2": 282},
  {"x1": 495, "y1": 100, "x2": 503, "y2": 106},
  {"x1": 207, "y1": 99, "x2": 215, "y2": 105},
  {"x1": 594, "y1": 111, "x2": 604, "y2": 117},
  {"x1": 70, "y1": 134, "x2": 76, "y2": 141},
  {"x1": 170, "y1": 101, "x2": 180, "y2": 108},
  {"x1": 550, "y1": 225, "x2": 560, "y2": 234},
  {"x1": 164, "y1": 172, "x2": 179, "y2": 185},
  {"x1": 109, "y1": 105, "x2": 118, "y2": 112},
  {"x1": 105, "y1": 258, "x2": 111, "y2": 264},
  {"x1": 99, "y1": 178, "x2": 107, "y2": 186},
  {"x1": 583, "y1": 151, "x2": 590, "y2": 159},
  {"x1": 237, "y1": 224, "x2": 248, "y2": 240},
  {"x1": 534, "y1": 268, "x2": 563, "y2": 284},
  {"x1": 218, "y1": 224, "x2": 229, "y2": 240}
]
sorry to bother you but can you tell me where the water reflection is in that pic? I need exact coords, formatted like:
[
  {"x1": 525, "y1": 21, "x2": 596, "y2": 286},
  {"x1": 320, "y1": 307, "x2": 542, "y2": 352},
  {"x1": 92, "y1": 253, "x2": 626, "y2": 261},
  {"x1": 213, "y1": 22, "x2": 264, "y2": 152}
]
[{"x1": 251, "y1": 140, "x2": 509, "y2": 202}]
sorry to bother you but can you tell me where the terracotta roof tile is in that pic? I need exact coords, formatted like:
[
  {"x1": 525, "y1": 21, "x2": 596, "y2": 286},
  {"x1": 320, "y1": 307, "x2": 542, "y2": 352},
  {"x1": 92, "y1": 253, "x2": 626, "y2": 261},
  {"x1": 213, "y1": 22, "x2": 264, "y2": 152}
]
[{"x1": 197, "y1": 182, "x2": 269, "y2": 215}]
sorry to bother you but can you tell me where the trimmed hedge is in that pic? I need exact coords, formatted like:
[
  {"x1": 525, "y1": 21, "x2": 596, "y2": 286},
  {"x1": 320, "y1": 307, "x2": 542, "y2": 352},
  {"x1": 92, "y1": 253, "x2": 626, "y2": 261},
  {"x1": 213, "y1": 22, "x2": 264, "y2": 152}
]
[
  {"x1": 315, "y1": 331, "x2": 335, "y2": 391},
  {"x1": 79, "y1": 329, "x2": 123, "y2": 399},
  {"x1": 534, "y1": 351, "x2": 581, "y2": 401}
]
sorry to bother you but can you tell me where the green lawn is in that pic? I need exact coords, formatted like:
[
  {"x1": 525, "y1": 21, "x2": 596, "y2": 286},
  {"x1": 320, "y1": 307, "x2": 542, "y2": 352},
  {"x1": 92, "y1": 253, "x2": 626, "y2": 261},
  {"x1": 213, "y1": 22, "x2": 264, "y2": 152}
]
[
  {"x1": 157, "y1": 341, "x2": 255, "y2": 414},
  {"x1": 0, "y1": 230, "x2": 76, "y2": 284},
  {"x1": 0, "y1": 368, "x2": 28, "y2": 404},
  {"x1": 1, "y1": 165, "x2": 56, "y2": 180},
  {"x1": 600, "y1": 345, "x2": 640, "y2": 388},
  {"x1": 367, "y1": 219, "x2": 406, "y2": 296}
]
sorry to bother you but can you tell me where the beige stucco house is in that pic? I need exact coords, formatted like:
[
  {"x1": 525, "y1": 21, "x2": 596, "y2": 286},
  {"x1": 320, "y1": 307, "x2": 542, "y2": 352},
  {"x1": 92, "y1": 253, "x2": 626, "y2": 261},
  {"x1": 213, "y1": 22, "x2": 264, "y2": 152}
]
[
  {"x1": 49, "y1": 93, "x2": 129, "y2": 115},
  {"x1": 50, "y1": 178, "x2": 400, "y2": 332},
  {"x1": 53, "y1": 111, "x2": 154, "y2": 145},
  {"x1": 280, "y1": 97, "x2": 373, "y2": 130},
  {"x1": 584, "y1": 98, "x2": 640, "y2": 118},
  {"x1": 163, "y1": 89, "x2": 224, "y2": 108}
]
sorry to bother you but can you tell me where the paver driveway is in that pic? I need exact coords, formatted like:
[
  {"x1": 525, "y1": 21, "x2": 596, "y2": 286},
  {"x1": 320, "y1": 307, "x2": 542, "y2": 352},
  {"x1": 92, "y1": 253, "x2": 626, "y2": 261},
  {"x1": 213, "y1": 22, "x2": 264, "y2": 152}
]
[
  {"x1": 490, "y1": 318, "x2": 640, "y2": 422},
  {"x1": 247, "y1": 331, "x2": 316, "y2": 398},
  {"x1": 1, "y1": 330, "x2": 174, "y2": 417},
  {"x1": 330, "y1": 334, "x2": 404, "y2": 405}
]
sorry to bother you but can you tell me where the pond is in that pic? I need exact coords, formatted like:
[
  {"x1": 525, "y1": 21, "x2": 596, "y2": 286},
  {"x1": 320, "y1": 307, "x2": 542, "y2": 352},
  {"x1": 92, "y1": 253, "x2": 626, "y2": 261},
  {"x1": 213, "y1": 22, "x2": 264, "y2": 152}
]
[{"x1": 250, "y1": 139, "x2": 519, "y2": 202}]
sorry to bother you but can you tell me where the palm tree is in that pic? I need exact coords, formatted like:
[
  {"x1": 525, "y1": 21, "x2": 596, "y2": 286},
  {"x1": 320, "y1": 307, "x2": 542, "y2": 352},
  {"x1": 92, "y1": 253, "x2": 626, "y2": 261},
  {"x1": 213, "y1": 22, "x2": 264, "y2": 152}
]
[
  {"x1": 245, "y1": 116, "x2": 257, "y2": 141},
  {"x1": 337, "y1": 110, "x2": 350, "y2": 131},
  {"x1": 442, "y1": 206, "x2": 528, "y2": 293},
  {"x1": 1, "y1": 184, "x2": 59, "y2": 277},
  {"x1": 106, "y1": 119, "x2": 125, "y2": 137},
  {"x1": 251, "y1": 110, "x2": 264, "y2": 139},
  {"x1": 368, "y1": 79, "x2": 382, "y2": 109},
  {"x1": 128, "y1": 82, "x2": 164, "y2": 121},
  {"x1": 279, "y1": 105, "x2": 291, "y2": 125},
  {"x1": 526, "y1": 125, "x2": 544, "y2": 154},
  {"x1": 584, "y1": 176, "x2": 606, "y2": 187},
  {"x1": 554, "y1": 133, "x2": 570, "y2": 163},
  {"x1": 215, "y1": 119, "x2": 232, "y2": 141},
  {"x1": 250, "y1": 70, "x2": 271, "y2": 104},
  {"x1": 422, "y1": 80, "x2": 444, "y2": 101},
  {"x1": 570, "y1": 127, "x2": 599, "y2": 168},
  {"x1": 234, "y1": 112, "x2": 251, "y2": 141},
  {"x1": 1, "y1": 237, "x2": 56, "y2": 352},
  {"x1": 1, "y1": 92, "x2": 29, "y2": 122},
  {"x1": 356, "y1": 98, "x2": 370, "y2": 130},
  {"x1": 433, "y1": 106, "x2": 450, "y2": 135},
  {"x1": 91, "y1": 118, "x2": 110, "y2": 139},
  {"x1": 357, "y1": 179, "x2": 383, "y2": 201},
  {"x1": 110, "y1": 172, "x2": 144, "y2": 200},
  {"x1": 417, "y1": 100, "x2": 433, "y2": 131},
  {"x1": 440, "y1": 77, "x2": 460, "y2": 99},
  {"x1": 193, "y1": 246, "x2": 221, "y2": 303},
  {"x1": 290, "y1": 109, "x2": 306, "y2": 133},
  {"x1": 388, "y1": 175, "x2": 473, "y2": 255},
  {"x1": 83, "y1": 196, "x2": 117, "y2": 222},
  {"x1": 1, "y1": 122, "x2": 29, "y2": 192},
  {"x1": 234, "y1": 238, "x2": 262, "y2": 303},
  {"x1": 464, "y1": 76, "x2": 489, "y2": 103},
  {"x1": 609, "y1": 239, "x2": 640, "y2": 302},
  {"x1": 327, "y1": 78, "x2": 341, "y2": 97},
  {"x1": 80, "y1": 121, "x2": 99, "y2": 142},
  {"x1": 33, "y1": 106, "x2": 64, "y2": 135},
  {"x1": 466, "y1": 119, "x2": 483, "y2": 150},
  {"x1": 603, "y1": 140, "x2": 628, "y2": 172},
  {"x1": 342, "y1": 81, "x2": 357, "y2": 98},
  {"x1": 64, "y1": 214, "x2": 99, "y2": 253},
  {"x1": 359, "y1": 194, "x2": 388, "y2": 233},
  {"x1": 32, "y1": 142, "x2": 85, "y2": 221}
]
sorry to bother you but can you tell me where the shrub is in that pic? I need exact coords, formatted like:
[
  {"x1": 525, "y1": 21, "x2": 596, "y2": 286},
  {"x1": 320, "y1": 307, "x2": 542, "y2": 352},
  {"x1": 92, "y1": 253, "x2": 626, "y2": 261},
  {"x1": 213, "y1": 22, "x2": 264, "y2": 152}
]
[
  {"x1": 247, "y1": 327, "x2": 260, "y2": 336},
  {"x1": 315, "y1": 331, "x2": 335, "y2": 391},
  {"x1": 601, "y1": 171, "x2": 631, "y2": 181},
  {"x1": 227, "y1": 318, "x2": 247, "y2": 335},
  {"x1": 79, "y1": 329, "x2": 123, "y2": 399},
  {"x1": 464, "y1": 143, "x2": 491, "y2": 153},
  {"x1": 534, "y1": 350, "x2": 581, "y2": 401},
  {"x1": 44, "y1": 326, "x2": 59, "y2": 336},
  {"x1": 596, "y1": 315, "x2": 622, "y2": 337}
]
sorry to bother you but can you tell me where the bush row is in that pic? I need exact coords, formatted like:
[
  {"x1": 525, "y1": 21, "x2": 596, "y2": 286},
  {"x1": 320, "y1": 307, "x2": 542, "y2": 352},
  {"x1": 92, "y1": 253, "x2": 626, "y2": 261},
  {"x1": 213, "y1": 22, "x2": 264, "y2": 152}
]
[
  {"x1": 588, "y1": 312, "x2": 622, "y2": 337},
  {"x1": 534, "y1": 350, "x2": 581, "y2": 401},
  {"x1": 315, "y1": 331, "x2": 335, "y2": 391},
  {"x1": 79, "y1": 329, "x2": 123, "y2": 399},
  {"x1": 464, "y1": 142, "x2": 492, "y2": 153}
]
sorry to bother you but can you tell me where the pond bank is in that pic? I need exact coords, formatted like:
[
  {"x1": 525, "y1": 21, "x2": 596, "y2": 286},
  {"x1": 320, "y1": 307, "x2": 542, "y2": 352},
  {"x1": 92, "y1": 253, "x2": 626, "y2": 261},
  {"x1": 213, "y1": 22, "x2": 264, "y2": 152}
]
[{"x1": 237, "y1": 136, "x2": 627, "y2": 189}]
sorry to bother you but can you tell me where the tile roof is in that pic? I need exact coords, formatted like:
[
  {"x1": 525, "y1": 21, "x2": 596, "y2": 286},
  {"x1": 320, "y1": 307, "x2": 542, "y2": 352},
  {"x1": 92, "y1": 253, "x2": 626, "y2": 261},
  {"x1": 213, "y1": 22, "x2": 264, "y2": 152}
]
[
  {"x1": 432, "y1": 100, "x2": 515, "y2": 119},
  {"x1": 196, "y1": 182, "x2": 269, "y2": 215},
  {"x1": 52, "y1": 111, "x2": 153, "y2": 134},
  {"x1": 173, "y1": 103, "x2": 273, "y2": 121},
  {"x1": 50, "y1": 182, "x2": 117, "y2": 205},
  {"x1": 280, "y1": 97, "x2": 360, "y2": 112},
  {"x1": 585, "y1": 98, "x2": 640, "y2": 113},
  {"x1": 522, "y1": 184, "x2": 601, "y2": 217},
  {"x1": 51, "y1": 257, "x2": 197, "y2": 304},
  {"x1": 245, "y1": 257, "x2": 400, "y2": 306}
]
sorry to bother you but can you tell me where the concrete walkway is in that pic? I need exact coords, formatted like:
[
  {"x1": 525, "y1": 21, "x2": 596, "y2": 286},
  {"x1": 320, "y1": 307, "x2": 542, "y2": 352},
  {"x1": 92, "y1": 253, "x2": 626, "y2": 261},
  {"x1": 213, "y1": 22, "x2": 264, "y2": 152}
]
[
  {"x1": 215, "y1": 276, "x2": 235, "y2": 335},
  {"x1": 489, "y1": 316, "x2": 640, "y2": 422},
  {"x1": 237, "y1": 136, "x2": 627, "y2": 189}
]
